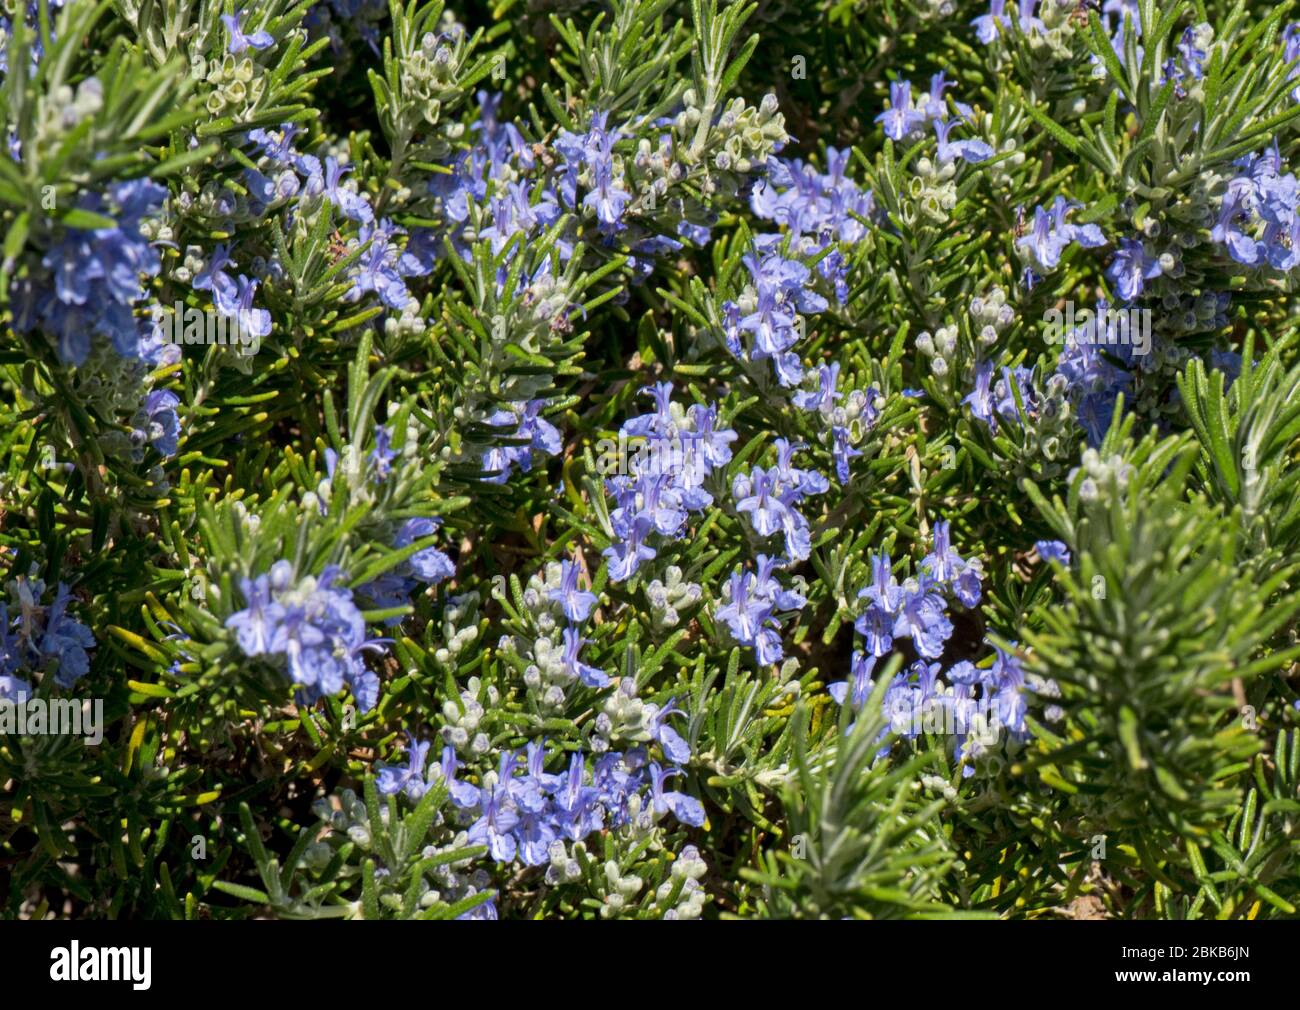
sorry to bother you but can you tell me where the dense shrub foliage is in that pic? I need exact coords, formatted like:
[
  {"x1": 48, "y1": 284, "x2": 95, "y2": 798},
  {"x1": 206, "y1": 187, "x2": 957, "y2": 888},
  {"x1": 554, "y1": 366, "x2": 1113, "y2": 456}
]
[{"x1": 2, "y1": 0, "x2": 1300, "y2": 920}]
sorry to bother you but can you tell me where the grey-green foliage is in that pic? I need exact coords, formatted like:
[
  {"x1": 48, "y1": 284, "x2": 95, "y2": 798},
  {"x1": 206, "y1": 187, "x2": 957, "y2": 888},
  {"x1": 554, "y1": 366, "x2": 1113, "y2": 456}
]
[
  {"x1": 1179, "y1": 343, "x2": 1300, "y2": 559},
  {"x1": 213, "y1": 780, "x2": 492, "y2": 920},
  {"x1": 743, "y1": 668, "x2": 965, "y2": 920},
  {"x1": 1020, "y1": 414, "x2": 1300, "y2": 845}
]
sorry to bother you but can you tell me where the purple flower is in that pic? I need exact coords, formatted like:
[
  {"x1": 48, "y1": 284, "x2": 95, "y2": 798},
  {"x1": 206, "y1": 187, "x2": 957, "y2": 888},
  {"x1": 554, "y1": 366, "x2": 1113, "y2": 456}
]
[
  {"x1": 921, "y1": 520, "x2": 983, "y2": 607},
  {"x1": 466, "y1": 780, "x2": 520, "y2": 863},
  {"x1": 193, "y1": 243, "x2": 239, "y2": 312},
  {"x1": 876, "y1": 80, "x2": 927, "y2": 141},
  {"x1": 793, "y1": 362, "x2": 842, "y2": 413},
  {"x1": 376, "y1": 733, "x2": 433, "y2": 801},
  {"x1": 0, "y1": 674, "x2": 31, "y2": 702},
  {"x1": 225, "y1": 573, "x2": 284, "y2": 656},
  {"x1": 481, "y1": 399, "x2": 562, "y2": 483},
  {"x1": 39, "y1": 584, "x2": 97, "y2": 688},
  {"x1": 733, "y1": 444, "x2": 825, "y2": 562},
  {"x1": 231, "y1": 275, "x2": 272, "y2": 340},
  {"x1": 972, "y1": 1, "x2": 1010, "y2": 44},
  {"x1": 715, "y1": 569, "x2": 783, "y2": 664},
  {"x1": 549, "y1": 560, "x2": 598, "y2": 623},
  {"x1": 892, "y1": 578, "x2": 953, "y2": 659},
  {"x1": 1106, "y1": 238, "x2": 1162, "y2": 301},
  {"x1": 320, "y1": 157, "x2": 374, "y2": 224},
  {"x1": 552, "y1": 752, "x2": 604, "y2": 840},
  {"x1": 139, "y1": 389, "x2": 182, "y2": 458},
  {"x1": 602, "y1": 513, "x2": 658, "y2": 582},
  {"x1": 21, "y1": 180, "x2": 165, "y2": 364},
  {"x1": 602, "y1": 386, "x2": 735, "y2": 582},
  {"x1": 560, "y1": 627, "x2": 610, "y2": 688},
  {"x1": 648, "y1": 697, "x2": 692, "y2": 763},
  {"x1": 828, "y1": 650, "x2": 878, "y2": 710},
  {"x1": 221, "y1": 11, "x2": 274, "y2": 54},
  {"x1": 396, "y1": 517, "x2": 455, "y2": 584},
  {"x1": 933, "y1": 118, "x2": 994, "y2": 166},
  {"x1": 648, "y1": 763, "x2": 705, "y2": 827},
  {"x1": 1016, "y1": 197, "x2": 1106, "y2": 273},
  {"x1": 1035, "y1": 539, "x2": 1071, "y2": 564},
  {"x1": 963, "y1": 359, "x2": 998, "y2": 430},
  {"x1": 226, "y1": 562, "x2": 386, "y2": 712}
]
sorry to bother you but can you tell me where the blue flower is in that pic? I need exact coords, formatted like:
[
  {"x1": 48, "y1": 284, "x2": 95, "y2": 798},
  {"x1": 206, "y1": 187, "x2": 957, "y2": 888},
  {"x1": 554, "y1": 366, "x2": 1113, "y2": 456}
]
[
  {"x1": 466, "y1": 779, "x2": 521, "y2": 863},
  {"x1": 319, "y1": 157, "x2": 375, "y2": 224},
  {"x1": 246, "y1": 124, "x2": 303, "y2": 166},
  {"x1": 648, "y1": 763, "x2": 705, "y2": 827},
  {"x1": 226, "y1": 562, "x2": 386, "y2": 712},
  {"x1": 994, "y1": 364, "x2": 1038, "y2": 423},
  {"x1": 989, "y1": 645, "x2": 1029, "y2": 738},
  {"x1": 1015, "y1": 196, "x2": 1106, "y2": 273},
  {"x1": 1054, "y1": 315, "x2": 1133, "y2": 446},
  {"x1": 648, "y1": 697, "x2": 692, "y2": 763},
  {"x1": 222, "y1": 11, "x2": 274, "y2": 53},
  {"x1": 560, "y1": 627, "x2": 610, "y2": 688},
  {"x1": 396, "y1": 518, "x2": 455, "y2": 584},
  {"x1": 963, "y1": 359, "x2": 998, "y2": 430},
  {"x1": 715, "y1": 569, "x2": 783, "y2": 664},
  {"x1": 921, "y1": 520, "x2": 983, "y2": 608},
  {"x1": 552, "y1": 751, "x2": 604, "y2": 840},
  {"x1": 793, "y1": 362, "x2": 841, "y2": 413},
  {"x1": 1106, "y1": 237, "x2": 1162, "y2": 301},
  {"x1": 137, "y1": 390, "x2": 182, "y2": 458},
  {"x1": 376, "y1": 733, "x2": 433, "y2": 801},
  {"x1": 972, "y1": 1, "x2": 1010, "y2": 44},
  {"x1": 481, "y1": 400, "x2": 562, "y2": 484},
  {"x1": 39, "y1": 584, "x2": 97, "y2": 688},
  {"x1": 733, "y1": 443, "x2": 826, "y2": 561},
  {"x1": 602, "y1": 513, "x2": 658, "y2": 582},
  {"x1": 1035, "y1": 539, "x2": 1071, "y2": 564},
  {"x1": 347, "y1": 220, "x2": 424, "y2": 309},
  {"x1": 231, "y1": 275, "x2": 272, "y2": 340},
  {"x1": 431, "y1": 745, "x2": 480, "y2": 807},
  {"x1": 876, "y1": 80, "x2": 928, "y2": 141},
  {"x1": 194, "y1": 243, "x2": 239, "y2": 312},
  {"x1": 0, "y1": 674, "x2": 31, "y2": 703},
  {"x1": 602, "y1": 385, "x2": 734, "y2": 582},
  {"x1": 549, "y1": 560, "x2": 598, "y2": 623},
  {"x1": 892, "y1": 578, "x2": 953, "y2": 659},
  {"x1": 225, "y1": 572, "x2": 285, "y2": 656},
  {"x1": 728, "y1": 250, "x2": 828, "y2": 386},
  {"x1": 828, "y1": 650, "x2": 878, "y2": 710},
  {"x1": 19, "y1": 179, "x2": 165, "y2": 365},
  {"x1": 933, "y1": 118, "x2": 994, "y2": 166},
  {"x1": 554, "y1": 109, "x2": 630, "y2": 234}
]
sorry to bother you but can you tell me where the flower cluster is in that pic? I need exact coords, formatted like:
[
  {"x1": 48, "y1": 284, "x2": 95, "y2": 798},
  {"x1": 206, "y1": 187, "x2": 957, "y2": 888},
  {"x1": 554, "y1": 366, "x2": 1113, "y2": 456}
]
[
  {"x1": 714, "y1": 555, "x2": 807, "y2": 665},
  {"x1": 793, "y1": 363, "x2": 881, "y2": 483},
  {"x1": 854, "y1": 521, "x2": 982, "y2": 667},
  {"x1": 377, "y1": 736, "x2": 704, "y2": 867},
  {"x1": 495, "y1": 559, "x2": 608, "y2": 716},
  {"x1": 732, "y1": 439, "x2": 827, "y2": 561},
  {"x1": 0, "y1": 577, "x2": 96, "y2": 694},
  {"x1": 721, "y1": 249, "x2": 830, "y2": 386},
  {"x1": 602, "y1": 383, "x2": 737, "y2": 582},
  {"x1": 14, "y1": 178, "x2": 166, "y2": 367},
  {"x1": 225, "y1": 562, "x2": 385, "y2": 712},
  {"x1": 1212, "y1": 146, "x2": 1300, "y2": 271}
]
